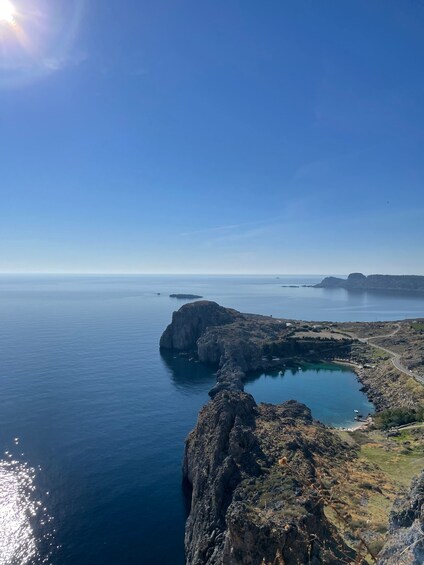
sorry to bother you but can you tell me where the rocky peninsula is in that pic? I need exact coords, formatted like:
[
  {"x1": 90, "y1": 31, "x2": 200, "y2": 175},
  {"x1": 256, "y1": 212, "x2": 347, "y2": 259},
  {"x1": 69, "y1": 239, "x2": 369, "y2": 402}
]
[
  {"x1": 315, "y1": 273, "x2": 424, "y2": 292},
  {"x1": 160, "y1": 301, "x2": 424, "y2": 565}
]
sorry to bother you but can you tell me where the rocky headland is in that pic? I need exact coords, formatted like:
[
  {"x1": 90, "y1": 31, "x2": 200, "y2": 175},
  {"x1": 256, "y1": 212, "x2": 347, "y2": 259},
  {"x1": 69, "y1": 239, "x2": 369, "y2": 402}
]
[
  {"x1": 315, "y1": 273, "x2": 424, "y2": 293},
  {"x1": 160, "y1": 301, "x2": 424, "y2": 564}
]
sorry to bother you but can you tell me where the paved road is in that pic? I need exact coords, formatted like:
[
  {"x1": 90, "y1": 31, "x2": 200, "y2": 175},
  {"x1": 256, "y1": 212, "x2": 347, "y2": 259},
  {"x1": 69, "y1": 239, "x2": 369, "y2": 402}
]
[{"x1": 354, "y1": 324, "x2": 424, "y2": 386}]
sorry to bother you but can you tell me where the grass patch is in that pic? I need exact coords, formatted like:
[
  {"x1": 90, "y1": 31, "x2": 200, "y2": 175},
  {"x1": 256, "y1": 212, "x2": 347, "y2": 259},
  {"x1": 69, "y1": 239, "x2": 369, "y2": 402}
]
[
  {"x1": 389, "y1": 424, "x2": 424, "y2": 443},
  {"x1": 325, "y1": 427, "x2": 424, "y2": 561},
  {"x1": 369, "y1": 348, "x2": 390, "y2": 361},
  {"x1": 405, "y1": 379, "x2": 424, "y2": 402},
  {"x1": 359, "y1": 441, "x2": 424, "y2": 487}
]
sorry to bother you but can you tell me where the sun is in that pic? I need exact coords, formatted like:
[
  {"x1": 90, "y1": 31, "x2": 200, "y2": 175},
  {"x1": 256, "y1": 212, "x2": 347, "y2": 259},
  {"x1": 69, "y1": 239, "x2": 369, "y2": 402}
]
[{"x1": 0, "y1": 0, "x2": 16, "y2": 25}]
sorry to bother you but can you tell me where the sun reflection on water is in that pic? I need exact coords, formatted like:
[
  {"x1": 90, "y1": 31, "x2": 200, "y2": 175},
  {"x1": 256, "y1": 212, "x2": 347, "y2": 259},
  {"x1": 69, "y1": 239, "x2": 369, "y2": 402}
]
[{"x1": 0, "y1": 443, "x2": 54, "y2": 565}]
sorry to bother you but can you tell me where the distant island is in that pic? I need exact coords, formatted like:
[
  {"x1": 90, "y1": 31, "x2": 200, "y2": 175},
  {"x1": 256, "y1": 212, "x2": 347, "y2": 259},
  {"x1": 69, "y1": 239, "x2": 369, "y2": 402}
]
[
  {"x1": 169, "y1": 294, "x2": 203, "y2": 299},
  {"x1": 315, "y1": 272, "x2": 424, "y2": 292}
]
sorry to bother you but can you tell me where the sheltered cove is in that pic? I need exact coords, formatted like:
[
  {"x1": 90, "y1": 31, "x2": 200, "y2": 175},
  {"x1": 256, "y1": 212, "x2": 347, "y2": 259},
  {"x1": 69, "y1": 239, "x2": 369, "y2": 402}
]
[{"x1": 160, "y1": 301, "x2": 424, "y2": 565}]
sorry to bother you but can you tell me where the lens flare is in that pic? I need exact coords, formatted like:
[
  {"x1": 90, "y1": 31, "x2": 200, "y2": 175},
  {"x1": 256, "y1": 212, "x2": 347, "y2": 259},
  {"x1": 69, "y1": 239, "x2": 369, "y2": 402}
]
[
  {"x1": 0, "y1": 0, "x2": 86, "y2": 89},
  {"x1": 0, "y1": 0, "x2": 16, "y2": 25}
]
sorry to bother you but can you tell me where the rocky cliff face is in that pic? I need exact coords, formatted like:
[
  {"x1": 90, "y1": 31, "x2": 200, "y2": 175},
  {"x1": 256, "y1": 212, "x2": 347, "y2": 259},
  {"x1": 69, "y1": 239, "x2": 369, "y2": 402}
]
[
  {"x1": 183, "y1": 389, "x2": 260, "y2": 564},
  {"x1": 160, "y1": 301, "x2": 239, "y2": 351},
  {"x1": 184, "y1": 393, "x2": 356, "y2": 565},
  {"x1": 377, "y1": 471, "x2": 424, "y2": 565},
  {"x1": 197, "y1": 325, "x2": 264, "y2": 373},
  {"x1": 162, "y1": 301, "x2": 353, "y2": 379}
]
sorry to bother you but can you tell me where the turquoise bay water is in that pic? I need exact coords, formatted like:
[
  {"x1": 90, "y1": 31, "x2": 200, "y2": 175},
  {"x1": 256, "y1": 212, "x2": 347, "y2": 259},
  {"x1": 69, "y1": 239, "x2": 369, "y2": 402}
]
[
  {"x1": 0, "y1": 275, "x2": 423, "y2": 564},
  {"x1": 244, "y1": 363, "x2": 374, "y2": 428}
]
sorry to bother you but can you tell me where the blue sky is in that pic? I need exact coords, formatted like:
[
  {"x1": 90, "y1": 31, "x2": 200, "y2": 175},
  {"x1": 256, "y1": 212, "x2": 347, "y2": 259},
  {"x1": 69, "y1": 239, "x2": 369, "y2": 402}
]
[{"x1": 1, "y1": 0, "x2": 423, "y2": 274}]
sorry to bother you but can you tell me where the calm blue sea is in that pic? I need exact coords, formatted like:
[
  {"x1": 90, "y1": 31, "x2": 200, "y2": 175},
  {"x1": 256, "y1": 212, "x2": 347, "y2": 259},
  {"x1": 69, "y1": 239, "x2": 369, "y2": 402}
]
[
  {"x1": 245, "y1": 363, "x2": 374, "y2": 428},
  {"x1": 0, "y1": 275, "x2": 423, "y2": 565}
]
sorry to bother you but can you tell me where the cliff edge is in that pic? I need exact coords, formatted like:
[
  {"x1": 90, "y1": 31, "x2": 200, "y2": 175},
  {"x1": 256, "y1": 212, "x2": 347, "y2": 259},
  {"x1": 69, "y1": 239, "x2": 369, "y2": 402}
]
[{"x1": 160, "y1": 301, "x2": 239, "y2": 351}]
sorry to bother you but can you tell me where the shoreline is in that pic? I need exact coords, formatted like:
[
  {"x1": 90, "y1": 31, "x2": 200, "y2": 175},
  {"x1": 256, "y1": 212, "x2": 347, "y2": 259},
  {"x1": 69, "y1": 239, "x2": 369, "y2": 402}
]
[
  {"x1": 243, "y1": 359, "x2": 376, "y2": 432},
  {"x1": 338, "y1": 416, "x2": 373, "y2": 432}
]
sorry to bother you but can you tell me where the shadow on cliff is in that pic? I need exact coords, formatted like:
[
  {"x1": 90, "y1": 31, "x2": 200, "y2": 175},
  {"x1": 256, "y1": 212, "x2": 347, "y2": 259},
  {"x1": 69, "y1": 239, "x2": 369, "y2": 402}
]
[{"x1": 160, "y1": 350, "x2": 217, "y2": 395}]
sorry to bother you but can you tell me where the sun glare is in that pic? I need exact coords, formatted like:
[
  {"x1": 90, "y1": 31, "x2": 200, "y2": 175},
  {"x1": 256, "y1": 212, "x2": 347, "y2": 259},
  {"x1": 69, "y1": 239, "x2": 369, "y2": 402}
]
[{"x1": 0, "y1": 0, "x2": 16, "y2": 25}]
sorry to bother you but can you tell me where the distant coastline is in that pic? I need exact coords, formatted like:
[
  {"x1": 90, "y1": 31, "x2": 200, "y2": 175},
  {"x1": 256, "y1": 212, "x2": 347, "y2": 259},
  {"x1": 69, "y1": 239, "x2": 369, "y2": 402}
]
[{"x1": 315, "y1": 272, "x2": 424, "y2": 293}]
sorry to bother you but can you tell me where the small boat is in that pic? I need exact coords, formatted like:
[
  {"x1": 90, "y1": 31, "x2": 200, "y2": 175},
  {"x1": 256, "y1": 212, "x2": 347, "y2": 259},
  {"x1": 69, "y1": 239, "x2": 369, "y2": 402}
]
[{"x1": 354, "y1": 409, "x2": 359, "y2": 413}]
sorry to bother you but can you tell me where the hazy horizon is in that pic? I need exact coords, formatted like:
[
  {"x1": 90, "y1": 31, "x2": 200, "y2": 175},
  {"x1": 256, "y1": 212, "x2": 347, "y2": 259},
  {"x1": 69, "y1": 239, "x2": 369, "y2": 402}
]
[{"x1": 0, "y1": 271, "x2": 423, "y2": 277}]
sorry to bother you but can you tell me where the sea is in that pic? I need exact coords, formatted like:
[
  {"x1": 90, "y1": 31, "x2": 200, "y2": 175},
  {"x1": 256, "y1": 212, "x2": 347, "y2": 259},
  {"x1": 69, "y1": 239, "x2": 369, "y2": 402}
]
[{"x1": 0, "y1": 274, "x2": 423, "y2": 565}]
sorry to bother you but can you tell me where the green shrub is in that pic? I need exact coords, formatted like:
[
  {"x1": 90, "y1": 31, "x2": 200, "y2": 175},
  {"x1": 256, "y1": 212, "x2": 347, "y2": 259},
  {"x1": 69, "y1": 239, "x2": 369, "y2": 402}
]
[
  {"x1": 367, "y1": 539, "x2": 385, "y2": 556},
  {"x1": 374, "y1": 406, "x2": 424, "y2": 429}
]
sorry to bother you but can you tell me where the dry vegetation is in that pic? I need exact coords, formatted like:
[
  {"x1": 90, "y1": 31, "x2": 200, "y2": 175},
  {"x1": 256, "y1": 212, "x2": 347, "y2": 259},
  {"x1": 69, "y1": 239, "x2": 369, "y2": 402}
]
[
  {"x1": 241, "y1": 401, "x2": 424, "y2": 564},
  {"x1": 330, "y1": 426, "x2": 424, "y2": 561}
]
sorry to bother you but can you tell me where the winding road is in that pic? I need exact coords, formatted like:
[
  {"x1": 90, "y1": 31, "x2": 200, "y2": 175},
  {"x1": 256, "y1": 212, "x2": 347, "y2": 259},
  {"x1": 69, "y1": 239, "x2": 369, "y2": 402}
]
[{"x1": 353, "y1": 324, "x2": 424, "y2": 386}]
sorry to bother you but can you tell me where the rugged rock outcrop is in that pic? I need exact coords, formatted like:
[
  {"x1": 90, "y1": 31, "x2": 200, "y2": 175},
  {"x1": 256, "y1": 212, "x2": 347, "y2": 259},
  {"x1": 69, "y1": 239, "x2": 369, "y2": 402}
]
[
  {"x1": 183, "y1": 390, "x2": 260, "y2": 564},
  {"x1": 208, "y1": 362, "x2": 245, "y2": 397},
  {"x1": 377, "y1": 471, "x2": 424, "y2": 565},
  {"x1": 160, "y1": 301, "x2": 239, "y2": 351},
  {"x1": 184, "y1": 393, "x2": 357, "y2": 565},
  {"x1": 197, "y1": 325, "x2": 264, "y2": 373},
  {"x1": 161, "y1": 301, "x2": 354, "y2": 387}
]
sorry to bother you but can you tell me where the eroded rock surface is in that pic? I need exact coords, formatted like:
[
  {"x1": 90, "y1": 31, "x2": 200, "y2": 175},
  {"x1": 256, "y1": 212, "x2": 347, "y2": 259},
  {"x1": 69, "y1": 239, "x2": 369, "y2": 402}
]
[
  {"x1": 160, "y1": 301, "x2": 239, "y2": 351},
  {"x1": 184, "y1": 394, "x2": 356, "y2": 565},
  {"x1": 377, "y1": 471, "x2": 424, "y2": 565}
]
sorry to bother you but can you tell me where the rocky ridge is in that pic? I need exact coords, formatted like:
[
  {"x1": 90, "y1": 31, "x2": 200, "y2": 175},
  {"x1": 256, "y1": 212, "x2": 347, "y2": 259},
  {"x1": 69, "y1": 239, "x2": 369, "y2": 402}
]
[
  {"x1": 183, "y1": 394, "x2": 357, "y2": 565},
  {"x1": 160, "y1": 301, "x2": 424, "y2": 565}
]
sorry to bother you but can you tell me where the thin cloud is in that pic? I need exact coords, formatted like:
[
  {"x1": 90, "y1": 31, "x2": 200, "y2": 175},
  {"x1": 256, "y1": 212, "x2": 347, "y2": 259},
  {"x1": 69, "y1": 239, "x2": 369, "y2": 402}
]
[
  {"x1": 41, "y1": 51, "x2": 88, "y2": 72},
  {"x1": 0, "y1": 51, "x2": 88, "y2": 73},
  {"x1": 179, "y1": 223, "x2": 251, "y2": 237}
]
